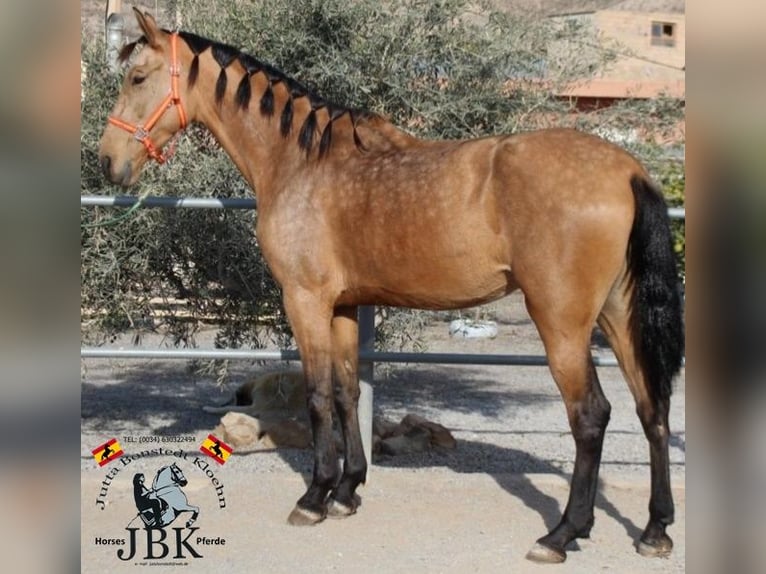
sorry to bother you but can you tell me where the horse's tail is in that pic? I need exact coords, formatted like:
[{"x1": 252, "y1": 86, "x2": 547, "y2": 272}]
[{"x1": 627, "y1": 174, "x2": 685, "y2": 401}]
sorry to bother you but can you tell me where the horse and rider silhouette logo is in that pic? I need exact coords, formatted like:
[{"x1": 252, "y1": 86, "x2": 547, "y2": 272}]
[{"x1": 129, "y1": 463, "x2": 199, "y2": 529}]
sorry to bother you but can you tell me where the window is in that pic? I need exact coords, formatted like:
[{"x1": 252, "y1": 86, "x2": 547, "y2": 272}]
[{"x1": 651, "y1": 21, "x2": 676, "y2": 47}]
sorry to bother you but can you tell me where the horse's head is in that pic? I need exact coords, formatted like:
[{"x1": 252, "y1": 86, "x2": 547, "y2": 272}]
[
  {"x1": 169, "y1": 462, "x2": 188, "y2": 487},
  {"x1": 98, "y1": 9, "x2": 188, "y2": 186}
]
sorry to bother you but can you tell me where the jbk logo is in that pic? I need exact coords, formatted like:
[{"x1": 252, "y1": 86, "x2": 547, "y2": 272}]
[
  {"x1": 117, "y1": 463, "x2": 204, "y2": 561},
  {"x1": 91, "y1": 446, "x2": 228, "y2": 565},
  {"x1": 117, "y1": 527, "x2": 203, "y2": 561}
]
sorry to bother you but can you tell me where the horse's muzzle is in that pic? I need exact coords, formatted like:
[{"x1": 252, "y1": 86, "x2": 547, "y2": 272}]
[{"x1": 100, "y1": 154, "x2": 133, "y2": 187}]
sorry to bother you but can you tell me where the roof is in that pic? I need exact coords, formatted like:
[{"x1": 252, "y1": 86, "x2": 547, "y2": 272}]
[
  {"x1": 556, "y1": 78, "x2": 685, "y2": 99},
  {"x1": 496, "y1": 0, "x2": 684, "y2": 16},
  {"x1": 504, "y1": 77, "x2": 685, "y2": 100},
  {"x1": 608, "y1": 0, "x2": 685, "y2": 12}
]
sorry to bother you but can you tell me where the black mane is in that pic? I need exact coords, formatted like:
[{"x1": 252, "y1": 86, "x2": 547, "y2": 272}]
[{"x1": 172, "y1": 31, "x2": 375, "y2": 157}]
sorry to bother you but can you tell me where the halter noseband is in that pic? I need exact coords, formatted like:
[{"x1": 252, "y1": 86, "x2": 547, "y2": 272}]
[{"x1": 108, "y1": 33, "x2": 187, "y2": 164}]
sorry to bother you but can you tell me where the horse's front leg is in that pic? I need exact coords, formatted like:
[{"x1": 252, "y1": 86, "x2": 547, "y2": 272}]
[
  {"x1": 327, "y1": 305, "x2": 367, "y2": 518},
  {"x1": 284, "y1": 289, "x2": 339, "y2": 526},
  {"x1": 185, "y1": 506, "x2": 200, "y2": 528}
]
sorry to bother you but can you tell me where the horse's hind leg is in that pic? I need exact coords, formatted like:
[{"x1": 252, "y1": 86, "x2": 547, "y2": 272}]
[
  {"x1": 524, "y1": 294, "x2": 611, "y2": 563},
  {"x1": 598, "y1": 290, "x2": 674, "y2": 557},
  {"x1": 326, "y1": 305, "x2": 367, "y2": 517}
]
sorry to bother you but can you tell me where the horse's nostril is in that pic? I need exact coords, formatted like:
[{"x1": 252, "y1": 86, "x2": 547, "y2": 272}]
[{"x1": 100, "y1": 155, "x2": 112, "y2": 178}]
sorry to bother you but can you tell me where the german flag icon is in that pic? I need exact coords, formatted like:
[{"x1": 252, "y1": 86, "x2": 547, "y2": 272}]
[
  {"x1": 92, "y1": 438, "x2": 123, "y2": 467},
  {"x1": 199, "y1": 434, "x2": 232, "y2": 465}
]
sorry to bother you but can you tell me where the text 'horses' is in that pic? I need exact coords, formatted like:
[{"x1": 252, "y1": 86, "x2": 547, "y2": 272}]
[{"x1": 98, "y1": 10, "x2": 684, "y2": 563}]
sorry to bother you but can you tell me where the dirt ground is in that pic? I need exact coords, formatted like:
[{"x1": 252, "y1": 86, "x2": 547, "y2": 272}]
[{"x1": 81, "y1": 292, "x2": 685, "y2": 572}]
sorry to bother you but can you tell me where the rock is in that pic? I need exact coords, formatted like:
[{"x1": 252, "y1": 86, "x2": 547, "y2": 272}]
[
  {"x1": 378, "y1": 425, "x2": 431, "y2": 456},
  {"x1": 429, "y1": 428, "x2": 457, "y2": 450},
  {"x1": 401, "y1": 414, "x2": 457, "y2": 449},
  {"x1": 218, "y1": 412, "x2": 262, "y2": 448},
  {"x1": 373, "y1": 415, "x2": 402, "y2": 439}
]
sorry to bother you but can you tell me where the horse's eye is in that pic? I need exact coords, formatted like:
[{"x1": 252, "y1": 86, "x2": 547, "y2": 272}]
[{"x1": 132, "y1": 76, "x2": 146, "y2": 86}]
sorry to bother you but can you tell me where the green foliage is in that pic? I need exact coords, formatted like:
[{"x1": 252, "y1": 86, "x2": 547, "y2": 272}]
[
  {"x1": 656, "y1": 160, "x2": 686, "y2": 282},
  {"x1": 81, "y1": 0, "x2": 685, "y2": 369}
]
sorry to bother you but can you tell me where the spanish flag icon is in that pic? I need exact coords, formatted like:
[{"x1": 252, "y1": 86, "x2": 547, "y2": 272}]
[
  {"x1": 92, "y1": 438, "x2": 123, "y2": 467},
  {"x1": 199, "y1": 434, "x2": 233, "y2": 465}
]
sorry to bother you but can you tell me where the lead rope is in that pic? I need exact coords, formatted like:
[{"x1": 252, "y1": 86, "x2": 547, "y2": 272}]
[{"x1": 80, "y1": 187, "x2": 153, "y2": 229}]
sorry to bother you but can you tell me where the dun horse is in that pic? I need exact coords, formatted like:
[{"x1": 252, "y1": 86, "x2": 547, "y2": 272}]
[{"x1": 98, "y1": 10, "x2": 684, "y2": 563}]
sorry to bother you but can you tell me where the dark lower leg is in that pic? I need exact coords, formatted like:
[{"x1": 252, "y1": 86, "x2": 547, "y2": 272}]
[
  {"x1": 294, "y1": 387, "x2": 340, "y2": 518},
  {"x1": 638, "y1": 399, "x2": 674, "y2": 555},
  {"x1": 329, "y1": 385, "x2": 367, "y2": 512},
  {"x1": 327, "y1": 307, "x2": 367, "y2": 513},
  {"x1": 534, "y1": 371, "x2": 611, "y2": 559}
]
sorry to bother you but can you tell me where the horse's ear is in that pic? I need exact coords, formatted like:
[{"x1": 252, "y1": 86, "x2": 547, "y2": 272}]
[{"x1": 133, "y1": 8, "x2": 161, "y2": 48}]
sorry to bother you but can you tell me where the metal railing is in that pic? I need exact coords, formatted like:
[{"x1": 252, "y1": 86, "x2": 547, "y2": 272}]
[
  {"x1": 79, "y1": 346, "x2": 623, "y2": 367},
  {"x1": 82, "y1": 195, "x2": 686, "y2": 218}
]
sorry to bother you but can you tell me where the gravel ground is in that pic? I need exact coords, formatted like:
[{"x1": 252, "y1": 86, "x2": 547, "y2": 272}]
[{"x1": 81, "y1": 292, "x2": 685, "y2": 572}]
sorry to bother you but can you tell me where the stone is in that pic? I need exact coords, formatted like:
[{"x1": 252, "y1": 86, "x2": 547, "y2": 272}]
[
  {"x1": 378, "y1": 425, "x2": 431, "y2": 456},
  {"x1": 218, "y1": 411, "x2": 262, "y2": 448},
  {"x1": 401, "y1": 414, "x2": 457, "y2": 449},
  {"x1": 373, "y1": 415, "x2": 402, "y2": 439}
]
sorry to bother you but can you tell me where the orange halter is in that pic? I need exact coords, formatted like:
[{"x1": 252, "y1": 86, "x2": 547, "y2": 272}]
[{"x1": 108, "y1": 33, "x2": 188, "y2": 164}]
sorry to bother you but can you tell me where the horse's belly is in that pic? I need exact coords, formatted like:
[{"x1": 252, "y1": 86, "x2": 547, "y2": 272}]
[{"x1": 342, "y1": 255, "x2": 515, "y2": 310}]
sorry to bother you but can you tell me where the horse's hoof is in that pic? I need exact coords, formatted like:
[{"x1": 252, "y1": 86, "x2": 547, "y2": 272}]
[
  {"x1": 637, "y1": 534, "x2": 673, "y2": 558},
  {"x1": 326, "y1": 498, "x2": 356, "y2": 519},
  {"x1": 287, "y1": 505, "x2": 325, "y2": 526},
  {"x1": 525, "y1": 542, "x2": 566, "y2": 564}
]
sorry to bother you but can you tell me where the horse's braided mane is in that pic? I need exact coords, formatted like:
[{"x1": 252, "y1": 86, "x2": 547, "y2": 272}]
[{"x1": 118, "y1": 31, "x2": 377, "y2": 158}]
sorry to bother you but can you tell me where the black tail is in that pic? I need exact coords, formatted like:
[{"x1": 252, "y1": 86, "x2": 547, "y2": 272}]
[{"x1": 628, "y1": 175, "x2": 685, "y2": 401}]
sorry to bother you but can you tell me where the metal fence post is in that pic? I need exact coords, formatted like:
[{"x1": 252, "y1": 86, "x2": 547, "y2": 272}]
[
  {"x1": 105, "y1": 0, "x2": 124, "y2": 73},
  {"x1": 357, "y1": 306, "x2": 375, "y2": 478}
]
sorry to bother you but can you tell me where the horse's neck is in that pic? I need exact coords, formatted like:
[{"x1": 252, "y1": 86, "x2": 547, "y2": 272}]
[
  {"x1": 152, "y1": 469, "x2": 169, "y2": 490},
  {"x1": 191, "y1": 95, "x2": 280, "y2": 194},
  {"x1": 186, "y1": 52, "x2": 417, "y2": 200}
]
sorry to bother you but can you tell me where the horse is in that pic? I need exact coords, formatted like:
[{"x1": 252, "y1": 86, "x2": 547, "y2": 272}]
[
  {"x1": 148, "y1": 463, "x2": 199, "y2": 528},
  {"x1": 98, "y1": 9, "x2": 684, "y2": 563}
]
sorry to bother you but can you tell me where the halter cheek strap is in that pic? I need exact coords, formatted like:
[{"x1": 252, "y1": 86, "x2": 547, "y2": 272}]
[{"x1": 108, "y1": 33, "x2": 187, "y2": 164}]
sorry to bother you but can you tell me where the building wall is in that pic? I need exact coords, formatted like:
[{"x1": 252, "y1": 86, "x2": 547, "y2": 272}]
[{"x1": 595, "y1": 10, "x2": 685, "y2": 82}]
